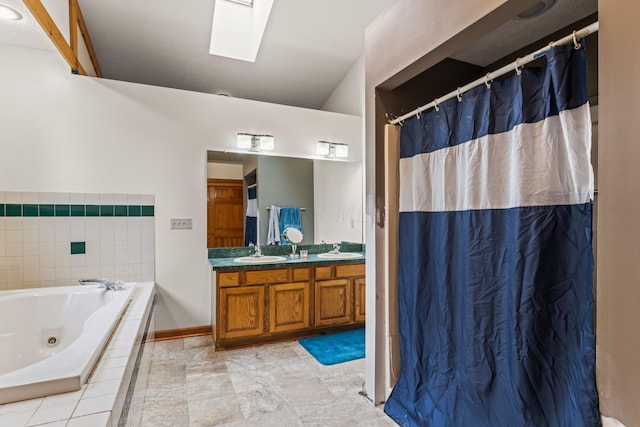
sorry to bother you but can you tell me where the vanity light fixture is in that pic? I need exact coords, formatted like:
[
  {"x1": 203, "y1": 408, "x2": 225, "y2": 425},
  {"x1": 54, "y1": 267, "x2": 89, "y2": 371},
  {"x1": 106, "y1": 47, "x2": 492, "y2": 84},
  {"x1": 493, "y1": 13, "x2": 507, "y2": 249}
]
[
  {"x1": 237, "y1": 133, "x2": 275, "y2": 151},
  {"x1": 317, "y1": 141, "x2": 349, "y2": 159},
  {"x1": 0, "y1": 4, "x2": 23, "y2": 20}
]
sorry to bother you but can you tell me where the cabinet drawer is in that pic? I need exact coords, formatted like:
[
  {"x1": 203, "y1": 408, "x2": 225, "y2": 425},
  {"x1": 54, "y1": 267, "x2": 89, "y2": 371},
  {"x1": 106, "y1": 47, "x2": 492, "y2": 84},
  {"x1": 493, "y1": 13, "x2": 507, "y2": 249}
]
[
  {"x1": 218, "y1": 271, "x2": 240, "y2": 287},
  {"x1": 293, "y1": 267, "x2": 309, "y2": 281},
  {"x1": 315, "y1": 266, "x2": 333, "y2": 280},
  {"x1": 335, "y1": 263, "x2": 365, "y2": 278},
  {"x1": 246, "y1": 268, "x2": 288, "y2": 285}
]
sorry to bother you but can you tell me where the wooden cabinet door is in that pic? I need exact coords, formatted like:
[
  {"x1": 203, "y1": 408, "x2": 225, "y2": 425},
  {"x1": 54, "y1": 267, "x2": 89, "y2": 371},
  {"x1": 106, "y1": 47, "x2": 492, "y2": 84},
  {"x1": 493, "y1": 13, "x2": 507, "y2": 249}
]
[
  {"x1": 270, "y1": 282, "x2": 309, "y2": 333},
  {"x1": 315, "y1": 279, "x2": 352, "y2": 326},
  {"x1": 219, "y1": 286, "x2": 264, "y2": 339},
  {"x1": 207, "y1": 179, "x2": 244, "y2": 248},
  {"x1": 354, "y1": 278, "x2": 366, "y2": 322}
]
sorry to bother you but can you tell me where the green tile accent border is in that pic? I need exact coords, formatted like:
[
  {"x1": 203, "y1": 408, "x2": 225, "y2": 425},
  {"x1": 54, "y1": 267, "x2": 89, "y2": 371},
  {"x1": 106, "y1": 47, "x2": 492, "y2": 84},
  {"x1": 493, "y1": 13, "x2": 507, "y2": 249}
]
[
  {"x1": 115, "y1": 205, "x2": 128, "y2": 216},
  {"x1": 86, "y1": 205, "x2": 100, "y2": 216},
  {"x1": 6, "y1": 204, "x2": 21, "y2": 216},
  {"x1": 0, "y1": 203, "x2": 154, "y2": 217},
  {"x1": 128, "y1": 205, "x2": 141, "y2": 217},
  {"x1": 100, "y1": 205, "x2": 114, "y2": 216},
  {"x1": 23, "y1": 204, "x2": 39, "y2": 217},
  {"x1": 55, "y1": 204, "x2": 70, "y2": 217},
  {"x1": 40, "y1": 204, "x2": 55, "y2": 216},
  {"x1": 70, "y1": 241, "x2": 86, "y2": 255}
]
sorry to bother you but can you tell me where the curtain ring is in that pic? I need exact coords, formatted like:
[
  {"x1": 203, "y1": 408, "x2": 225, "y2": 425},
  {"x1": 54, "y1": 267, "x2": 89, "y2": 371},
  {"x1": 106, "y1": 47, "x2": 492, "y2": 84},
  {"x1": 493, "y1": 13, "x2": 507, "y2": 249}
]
[
  {"x1": 484, "y1": 73, "x2": 491, "y2": 89},
  {"x1": 433, "y1": 97, "x2": 439, "y2": 112},
  {"x1": 416, "y1": 107, "x2": 422, "y2": 119},
  {"x1": 456, "y1": 87, "x2": 463, "y2": 102},
  {"x1": 515, "y1": 57, "x2": 522, "y2": 76},
  {"x1": 572, "y1": 30, "x2": 581, "y2": 49}
]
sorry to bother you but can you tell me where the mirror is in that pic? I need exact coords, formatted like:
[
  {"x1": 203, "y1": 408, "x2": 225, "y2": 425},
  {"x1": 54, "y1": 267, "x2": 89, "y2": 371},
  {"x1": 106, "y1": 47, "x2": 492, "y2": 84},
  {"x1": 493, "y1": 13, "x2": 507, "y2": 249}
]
[{"x1": 206, "y1": 150, "x2": 363, "y2": 247}]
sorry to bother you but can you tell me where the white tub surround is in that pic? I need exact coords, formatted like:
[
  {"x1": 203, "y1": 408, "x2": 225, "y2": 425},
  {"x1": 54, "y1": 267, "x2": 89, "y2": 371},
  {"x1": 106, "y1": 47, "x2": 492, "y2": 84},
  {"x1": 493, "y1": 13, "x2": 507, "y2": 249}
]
[
  {"x1": 0, "y1": 282, "x2": 155, "y2": 427},
  {"x1": 0, "y1": 285, "x2": 135, "y2": 404}
]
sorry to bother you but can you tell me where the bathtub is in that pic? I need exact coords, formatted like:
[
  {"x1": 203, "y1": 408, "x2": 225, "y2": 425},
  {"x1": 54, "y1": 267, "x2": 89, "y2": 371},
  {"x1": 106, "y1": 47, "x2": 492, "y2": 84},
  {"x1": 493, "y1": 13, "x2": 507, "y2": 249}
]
[{"x1": 0, "y1": 284, "x2": 135, "y2": 404}]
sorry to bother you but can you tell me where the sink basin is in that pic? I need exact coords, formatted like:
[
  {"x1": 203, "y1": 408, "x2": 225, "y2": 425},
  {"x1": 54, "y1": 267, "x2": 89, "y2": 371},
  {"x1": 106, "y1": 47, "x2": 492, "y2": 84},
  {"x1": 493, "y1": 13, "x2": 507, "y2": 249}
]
[
  {"x1": 317, "y1": 252, "x2": 363, "y2": 259},
  {"x1": 233, "y1": 255, "x2": 287, "y2": 263}
]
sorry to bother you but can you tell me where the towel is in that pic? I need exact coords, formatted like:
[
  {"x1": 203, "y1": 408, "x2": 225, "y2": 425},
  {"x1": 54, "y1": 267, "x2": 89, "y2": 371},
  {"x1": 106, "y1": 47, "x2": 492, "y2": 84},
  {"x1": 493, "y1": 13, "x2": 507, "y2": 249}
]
[
  {"x1": 267, "y1": 205, "x2": 281, "y2": 245},
  {"x1": 244, "y1": 186, "x2": 258, "y2": 246},
  {"x1": 279, "y1": 207, "x2": 302, "y2": 245}
]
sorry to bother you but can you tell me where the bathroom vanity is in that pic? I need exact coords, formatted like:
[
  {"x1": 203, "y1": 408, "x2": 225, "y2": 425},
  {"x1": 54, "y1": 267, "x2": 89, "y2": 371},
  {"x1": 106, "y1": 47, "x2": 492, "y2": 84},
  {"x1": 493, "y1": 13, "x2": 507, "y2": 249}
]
[{"x1": 208, "y1": 245, "x2": 365, "y2": 349}]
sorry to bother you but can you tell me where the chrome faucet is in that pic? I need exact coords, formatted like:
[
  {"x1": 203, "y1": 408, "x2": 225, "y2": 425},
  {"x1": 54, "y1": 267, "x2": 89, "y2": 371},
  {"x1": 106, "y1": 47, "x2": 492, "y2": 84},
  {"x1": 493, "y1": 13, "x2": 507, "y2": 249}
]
[
  {"x1": 253, "y1": 245, "x2": 262, "y2": 257},
  {"x1": 330, "y1": 242, "x2": 341, "y2": 254},
  {"x1": 79, "y1": 278, "x2": 124, "y2": 291}
]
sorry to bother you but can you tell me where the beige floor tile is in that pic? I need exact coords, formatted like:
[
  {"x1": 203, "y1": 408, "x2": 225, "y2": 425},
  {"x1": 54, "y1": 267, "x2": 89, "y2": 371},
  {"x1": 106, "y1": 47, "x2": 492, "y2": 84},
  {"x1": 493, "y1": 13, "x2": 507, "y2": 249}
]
[{"x1": 141, "y1": 337, "x2": 397, "y2": 426}]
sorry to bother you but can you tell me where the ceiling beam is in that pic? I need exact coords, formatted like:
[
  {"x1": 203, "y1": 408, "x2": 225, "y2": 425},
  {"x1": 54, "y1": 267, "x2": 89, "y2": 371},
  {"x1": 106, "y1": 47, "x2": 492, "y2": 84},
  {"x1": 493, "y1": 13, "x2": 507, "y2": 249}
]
[
  {"x1": 23, "y1": 0, "x2": 102, "y2": 77},
  {"x1": 74, "y1": 0, "x2": 103, "y2": 77}
]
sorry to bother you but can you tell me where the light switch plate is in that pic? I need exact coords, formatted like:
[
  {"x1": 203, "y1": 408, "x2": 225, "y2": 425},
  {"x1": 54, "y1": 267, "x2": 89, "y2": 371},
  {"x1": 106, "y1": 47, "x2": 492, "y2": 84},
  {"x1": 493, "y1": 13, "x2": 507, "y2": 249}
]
[{"x1": 170, "y1": 218, "x2": 192, "y2": 230}]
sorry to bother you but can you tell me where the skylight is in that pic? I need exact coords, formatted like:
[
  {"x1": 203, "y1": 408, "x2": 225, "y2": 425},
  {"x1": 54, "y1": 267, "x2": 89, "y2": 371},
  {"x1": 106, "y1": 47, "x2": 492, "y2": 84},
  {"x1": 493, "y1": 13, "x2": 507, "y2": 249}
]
[{"x1": 209, "y1": 0, "x2": 274, "y2": 63}]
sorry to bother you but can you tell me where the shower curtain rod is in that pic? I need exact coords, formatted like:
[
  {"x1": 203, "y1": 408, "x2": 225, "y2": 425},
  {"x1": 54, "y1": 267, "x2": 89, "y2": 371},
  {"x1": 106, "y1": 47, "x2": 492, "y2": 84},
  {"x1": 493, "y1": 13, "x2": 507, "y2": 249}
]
[{"x1": 389, "y1": 21, "x2": 599, "y2": 125}]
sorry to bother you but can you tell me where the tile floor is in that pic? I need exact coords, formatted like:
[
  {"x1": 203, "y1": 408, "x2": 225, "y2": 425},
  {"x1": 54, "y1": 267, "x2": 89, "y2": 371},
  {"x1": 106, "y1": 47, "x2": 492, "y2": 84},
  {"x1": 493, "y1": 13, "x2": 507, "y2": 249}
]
[{"x1": 141, "y1": 336, "x2": 396, "y2": 427}]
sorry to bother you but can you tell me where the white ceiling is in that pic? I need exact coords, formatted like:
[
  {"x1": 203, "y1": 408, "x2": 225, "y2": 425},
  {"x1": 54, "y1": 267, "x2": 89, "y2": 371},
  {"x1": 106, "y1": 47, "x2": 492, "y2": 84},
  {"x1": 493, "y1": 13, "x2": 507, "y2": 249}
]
[
  {"x1": 1, "y1": 0, "x2": 597, "y2": 111},
  {"x1": 75, "y1": 0, "x2": 393, "y2": 110}
]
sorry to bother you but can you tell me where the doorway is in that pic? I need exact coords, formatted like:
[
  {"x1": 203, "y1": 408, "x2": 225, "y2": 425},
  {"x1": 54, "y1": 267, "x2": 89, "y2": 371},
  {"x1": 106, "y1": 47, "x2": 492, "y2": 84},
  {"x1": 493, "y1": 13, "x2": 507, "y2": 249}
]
[{"x1": 207, "y1": 178, "x2": 244, "y2": 247}]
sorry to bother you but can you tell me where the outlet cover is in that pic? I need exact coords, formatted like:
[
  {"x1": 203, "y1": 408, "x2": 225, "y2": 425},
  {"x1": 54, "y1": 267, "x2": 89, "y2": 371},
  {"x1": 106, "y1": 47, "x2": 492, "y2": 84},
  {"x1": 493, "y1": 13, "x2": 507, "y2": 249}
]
[{"x1": 170, "y1": 218, "x2": 193, "y2": 230}]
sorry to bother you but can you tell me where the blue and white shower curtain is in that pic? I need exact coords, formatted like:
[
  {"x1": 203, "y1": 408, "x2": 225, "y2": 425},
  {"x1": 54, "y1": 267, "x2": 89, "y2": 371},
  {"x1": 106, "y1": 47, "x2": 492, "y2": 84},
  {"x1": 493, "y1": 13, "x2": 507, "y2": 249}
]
[
  {"x1": 244, "y1": 185, "x2": 258, "y2": 246},
  {"x1": 384, "y1": 43, "x2": 600, "y2": 426}
]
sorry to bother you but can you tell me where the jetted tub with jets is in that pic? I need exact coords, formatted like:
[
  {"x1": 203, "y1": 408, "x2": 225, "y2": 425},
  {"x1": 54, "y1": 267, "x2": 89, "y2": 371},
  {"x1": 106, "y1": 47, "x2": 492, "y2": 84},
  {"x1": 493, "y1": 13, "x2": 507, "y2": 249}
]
[{"x1": 0, "y1": 283, "x2": 135, "y2": 404}]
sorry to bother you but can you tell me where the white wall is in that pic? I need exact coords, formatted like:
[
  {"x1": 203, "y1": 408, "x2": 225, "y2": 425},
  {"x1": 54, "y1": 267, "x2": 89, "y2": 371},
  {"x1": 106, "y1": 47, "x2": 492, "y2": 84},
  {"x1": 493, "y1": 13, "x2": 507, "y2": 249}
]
[
  {"x1": 319, "y1": 54, "x2": 366, "y2": 244},
  {"x1": 0, "y1": 44, "x2": 361, "y2": 331},
  {"x1": 313, "y1": 161, "x2": 363, "y2": 244},
  {"x1": 207, "y1": 163, "x2": 243, "y2": 179},
  {"x1": 321, "y1": 55, "x2": 365, "y2": 117}
]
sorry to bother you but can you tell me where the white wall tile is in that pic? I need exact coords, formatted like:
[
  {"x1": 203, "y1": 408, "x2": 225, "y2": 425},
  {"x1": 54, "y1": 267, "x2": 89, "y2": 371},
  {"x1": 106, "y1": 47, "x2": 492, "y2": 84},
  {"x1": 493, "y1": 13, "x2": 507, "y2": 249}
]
[
  {"x1": 24, "y1": 256, "x2": 39, "y2": 270},
  {"x1": 114, "y1": 194, "x2": 128, "y2": 205},
  {"x1": 71, "y1": 254, "x2": 86, "y2": 267},
  {"x1": 70, "y1": 228, "x2": 85, "y2": 241},
  {"x1": 100, "y1": 265, "x2": 115, "y2": 278},
  {"x1": 99, "y1": 193, "x2": 114, "y2": 205},
  {"x1": 24, "y1": 243, "x2": 39, "y2": 256},
  {"x1": 55, "y1": 267, "x2": 71, "y2": 283},
  {"x1": 6, "y1": 243, "x2": 23, "y2": 257},
  {"x1": 40, "y1": 267, "x2": 56, "y2": 281},
  {"x1": 39, "y1": 229, "x2": 55, "y2": 243},
  {"x1": 69, "y1": 193, "x2": 85, "y2": 205},
  {"x1": 22, "y1": 192, "x2": 38, "y2": 204},
  {"x1": 140, "y1": 194, "x2": 155, "y2": 205},
  {"x1": 27, "y1": 401, "x2": 76, "y2": 426},
  {"x1": 6, "y1": 257, "x2": 23, "y2": 270},
  {"x1": 23, "y1": 229, "x2": 39, "y2": 243},
  {"x1": 127, "y1": 194, "x2": 141, "y2": 205},
  {"x1": 5, "y1": 191, "x2": 22, "y2": 204},
  {"x1": 84, "y1": 193, "x2": 100, "y2": 204},
  {"x1": 5, "y1": 217, "x2": 22, "y2": 230},
  {"x1": 53, "y1": 193, "x2": 70, "y2": 204},
  {"x1": 38, "y1": 192, "x2": 55, "y2": 204},
  {"x1": 0, "y1": 191, "x2": 155, "y2": 290},
  {"x1": 39, "y1": 217, "x2": 54, "y2": 229},
  {"x1": 22, "y1": 218, "x2": 39, "y2": 230},
  {"x1": 67, "y1": 411, "x2": 111, "y2": 427},
  {"x1": 6, "y1": 230, "x2": 22, "y2": 244},
  {"x1": 70, "y1": 218, "x2": 85, "y2": 230}
]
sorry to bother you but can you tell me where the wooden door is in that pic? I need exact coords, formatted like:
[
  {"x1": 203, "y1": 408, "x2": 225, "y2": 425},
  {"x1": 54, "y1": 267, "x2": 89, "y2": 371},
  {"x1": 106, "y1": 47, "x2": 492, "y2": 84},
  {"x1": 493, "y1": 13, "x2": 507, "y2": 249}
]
[
  {"x1": 315, "y1": 279, "x2": 352, "y2": 326},
  {"x1": 218, "y1": 286, "x2": 264, "y2": 339},
  {"x1": 354, "y1": 278, "x2": 366, "y2": 322},
  {"x1": 269, "y1": 282, "x2": 309, "y2": 333},
  {"x1": 207, "y1": 179, "x2": 244, "y2": 247}
]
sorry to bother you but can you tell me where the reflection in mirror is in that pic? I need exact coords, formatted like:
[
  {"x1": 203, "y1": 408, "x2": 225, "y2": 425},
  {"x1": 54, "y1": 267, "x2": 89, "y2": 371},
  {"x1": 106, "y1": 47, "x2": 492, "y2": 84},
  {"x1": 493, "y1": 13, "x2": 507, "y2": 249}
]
[{"x1": 206, "y1": 150, "x2": 363, "y2": 248}]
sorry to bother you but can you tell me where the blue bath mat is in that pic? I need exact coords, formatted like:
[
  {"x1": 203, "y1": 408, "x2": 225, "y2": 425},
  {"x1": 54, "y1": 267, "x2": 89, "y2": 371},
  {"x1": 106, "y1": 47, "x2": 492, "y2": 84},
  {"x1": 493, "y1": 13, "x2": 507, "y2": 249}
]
[{"x1": 298, "y1": 328, "x2": 365, "y2": 365}]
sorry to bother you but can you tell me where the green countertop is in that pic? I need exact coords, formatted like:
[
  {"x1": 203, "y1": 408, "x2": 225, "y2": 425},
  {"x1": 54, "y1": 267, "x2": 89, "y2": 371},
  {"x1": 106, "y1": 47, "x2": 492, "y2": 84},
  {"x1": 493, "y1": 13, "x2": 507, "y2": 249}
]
[
  {"x1": 208, "y1": 242, "x2": 365, "y2": 271},
  {"x1": 208, "y1": 252, "x2": 365, "y2": 271}
]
